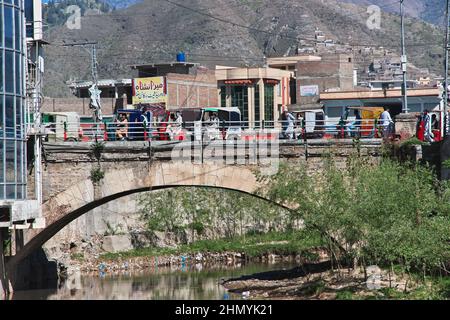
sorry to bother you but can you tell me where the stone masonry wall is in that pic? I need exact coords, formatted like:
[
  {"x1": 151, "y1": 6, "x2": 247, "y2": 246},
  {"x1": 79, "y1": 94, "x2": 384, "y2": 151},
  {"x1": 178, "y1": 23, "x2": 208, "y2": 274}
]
[{"x1": 27, "y1": 141, "x2": 382, "y2": 264}]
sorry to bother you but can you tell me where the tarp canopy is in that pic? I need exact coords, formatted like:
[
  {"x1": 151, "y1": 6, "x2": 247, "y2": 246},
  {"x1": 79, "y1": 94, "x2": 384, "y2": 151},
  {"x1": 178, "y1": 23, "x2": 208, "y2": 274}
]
[{"x1": 288, "y1": 103, "x2": 323, "y2": 112}]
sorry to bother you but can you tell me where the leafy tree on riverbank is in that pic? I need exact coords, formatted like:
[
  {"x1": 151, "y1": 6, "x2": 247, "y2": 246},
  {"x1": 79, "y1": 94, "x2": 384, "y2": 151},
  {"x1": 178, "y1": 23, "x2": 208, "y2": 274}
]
[
  {"x1": 262, "y1": 156, "x2": 450, "y2": 279},
  {"x1": 137, "y1": 187, "x2": 294, "y2": 242}
]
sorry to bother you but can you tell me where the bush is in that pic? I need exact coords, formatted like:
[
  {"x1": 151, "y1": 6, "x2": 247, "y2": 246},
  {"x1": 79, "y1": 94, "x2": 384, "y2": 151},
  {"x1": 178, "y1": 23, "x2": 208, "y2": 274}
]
[
  {"x1": 90, "y1": 167, "x2": 105, "y2": 184},
  {"x1": 263, "y1": 157, "x2": 450, "y2": 276}
]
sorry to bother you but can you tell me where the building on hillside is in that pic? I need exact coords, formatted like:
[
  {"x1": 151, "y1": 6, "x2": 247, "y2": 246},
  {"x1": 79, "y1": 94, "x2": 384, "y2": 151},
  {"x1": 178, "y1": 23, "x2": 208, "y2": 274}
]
[
  {"x1": 267, "y1": 55, "x2": 322, "y2": 105},
  {"x1": 295, "y1": 53, "x2": 355, "y2": 106},
  {"x1": 215, "y1": 66, "x2": 292, "y2": 127},
  {"x1": 368, "y1": 79, "x2": 418, "y2": 91}
]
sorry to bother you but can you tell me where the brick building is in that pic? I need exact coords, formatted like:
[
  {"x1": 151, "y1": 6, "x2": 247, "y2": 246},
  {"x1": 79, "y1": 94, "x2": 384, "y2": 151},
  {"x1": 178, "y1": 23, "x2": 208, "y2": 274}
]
[
  {"x1": 266, "y1": 54, "x2": 355, "y2": 109},
  {"x1": 296, "y1": 53, "x2": 354, "y2": 106},
  {"x1": 131, "y1": 62, "x2": 218, "y2": 111}
]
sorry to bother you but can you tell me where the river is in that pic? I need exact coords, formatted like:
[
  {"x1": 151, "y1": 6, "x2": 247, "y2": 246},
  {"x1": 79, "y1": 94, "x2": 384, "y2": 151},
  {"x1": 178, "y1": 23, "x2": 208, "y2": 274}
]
[{"x1": 11, "y1": 262, "x2": 296, "y2": 300}]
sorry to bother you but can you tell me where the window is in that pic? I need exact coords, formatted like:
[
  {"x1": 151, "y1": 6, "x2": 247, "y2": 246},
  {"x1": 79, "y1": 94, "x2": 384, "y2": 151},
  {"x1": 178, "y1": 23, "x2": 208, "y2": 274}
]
[
  {"x1": 264, "y1": 85, "x2": 274, "y2": 127},
  {"x1": 231, "y1": 86, "x2": 248, "y2": 126},
  {"x1": 4, "y1": 6, "x2": 14, "y2": 49},
  {"x1": 5, "y1": 50, "x2": 14, "y2": 93},
  {"x1": 16, "y1": 52, "x2": 21, "y2": 95},
  {"x1": 220, "y1": 86, "x2": 226, "y2": 108},
  {"x1": 15, "y1": 9, "x2": 20, "y2": 51},
  {"x1": 254, "y1": 85, "x2": 260, "y2": 127},
  {"x1": 1, "y1": 2, "x2": 26, "y2": 200},
  {"x1": 326, "y1": 106, "x2": 344, "y2": 118}
]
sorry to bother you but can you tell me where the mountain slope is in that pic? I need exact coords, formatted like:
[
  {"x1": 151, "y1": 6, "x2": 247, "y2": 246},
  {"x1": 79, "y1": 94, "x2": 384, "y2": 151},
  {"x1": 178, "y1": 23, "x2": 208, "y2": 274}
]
[
  {"x1": 338, "y1": 0, "x2": 446, "y2": 25},
  {"x1": 43, "y1": 0, "x2": 446, "y2": 97}
]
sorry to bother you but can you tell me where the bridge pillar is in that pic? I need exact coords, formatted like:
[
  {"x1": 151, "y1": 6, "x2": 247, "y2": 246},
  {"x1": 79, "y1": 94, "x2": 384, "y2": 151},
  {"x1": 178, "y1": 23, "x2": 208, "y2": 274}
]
[
  {"x1": 11, "y1": 229, "x2": 24, "y2": 256},
  {"x1": 0, "y1": 228, "x2": 10, "y2": 300}
]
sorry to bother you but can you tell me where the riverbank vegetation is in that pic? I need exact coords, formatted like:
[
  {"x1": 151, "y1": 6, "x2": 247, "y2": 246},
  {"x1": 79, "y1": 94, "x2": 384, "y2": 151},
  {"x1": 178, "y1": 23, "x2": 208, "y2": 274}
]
[
  {"x1": 260, "y1": 156, "x2": 450, "y2": 290},
  {"x1": 137, "y1": 186, "x2": 301, "y2": 241},
  {"x1": 129, "y1": 155, "x2": 450, "y2": 299},
  {"x1": 100, "y1": 230, "x2": 324, "y2": 261}
]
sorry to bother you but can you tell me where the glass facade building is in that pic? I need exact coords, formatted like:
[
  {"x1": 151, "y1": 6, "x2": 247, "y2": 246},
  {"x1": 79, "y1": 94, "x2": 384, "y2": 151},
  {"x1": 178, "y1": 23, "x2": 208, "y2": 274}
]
[{"x1": 0, "y1": 0, "x2": 26, "y2": 200}]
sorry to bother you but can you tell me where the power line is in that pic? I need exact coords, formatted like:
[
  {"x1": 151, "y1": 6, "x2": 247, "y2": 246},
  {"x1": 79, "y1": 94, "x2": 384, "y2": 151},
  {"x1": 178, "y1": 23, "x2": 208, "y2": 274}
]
[{"x1": 158, "y1": 0, "x2": 316, "y2": 43}]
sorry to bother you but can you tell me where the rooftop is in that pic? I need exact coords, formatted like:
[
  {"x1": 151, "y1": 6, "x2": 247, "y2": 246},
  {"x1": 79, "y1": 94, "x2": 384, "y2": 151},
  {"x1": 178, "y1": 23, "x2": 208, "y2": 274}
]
[
  {"x1": 320, "y1": 88, "x2": 440, "y2": 101},
  {"x1": 266, "y1": 55, "x2": 322, "y2": 67},
  {"x1": 215, "y1": 66, "x2": 293, "y2": 81},
  {"x1": 68, "y1": 79, "x2": 132, "y2": 89},
  {"x1": 130, "y1": 62, "x2": 199, "y2": 69}
]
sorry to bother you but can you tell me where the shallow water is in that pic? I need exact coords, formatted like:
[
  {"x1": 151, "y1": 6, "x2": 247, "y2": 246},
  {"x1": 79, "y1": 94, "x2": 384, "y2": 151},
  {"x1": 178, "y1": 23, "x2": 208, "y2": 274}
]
[{"x1": 12, "y1": 262, "x2": 297, "y2": 300}]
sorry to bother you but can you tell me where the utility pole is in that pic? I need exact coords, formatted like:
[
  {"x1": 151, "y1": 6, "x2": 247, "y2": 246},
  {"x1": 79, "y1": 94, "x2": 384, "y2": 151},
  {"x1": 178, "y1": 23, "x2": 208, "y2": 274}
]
[
  {"x1": 400, "y1": 0, "x2": 409, "y2": 113},
  {"x1": 62, "y1": 42, "x2": 102, "y2": 128},
  {"x1": 444, "y1": 0, "x2": 450, "y2": 137}
]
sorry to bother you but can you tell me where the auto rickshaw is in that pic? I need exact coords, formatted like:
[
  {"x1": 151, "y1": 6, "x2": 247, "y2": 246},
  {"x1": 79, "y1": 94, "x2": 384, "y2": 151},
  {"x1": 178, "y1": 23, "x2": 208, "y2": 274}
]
[
  {"x1": 288, "y1": 109, "x2": 325, "y2": 139},
  {"x1": 178, "y1": 107, "x2": 242, "y2": 141},
  {"x1": 345, "y1": 107, "x2": 384, "y2": 138}
]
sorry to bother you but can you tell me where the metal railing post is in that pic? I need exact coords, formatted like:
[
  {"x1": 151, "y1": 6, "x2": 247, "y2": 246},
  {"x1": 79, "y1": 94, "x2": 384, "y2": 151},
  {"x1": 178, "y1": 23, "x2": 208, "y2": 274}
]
[{"x1": 63, "y1": 121, "x2": 68, "y2": 141}]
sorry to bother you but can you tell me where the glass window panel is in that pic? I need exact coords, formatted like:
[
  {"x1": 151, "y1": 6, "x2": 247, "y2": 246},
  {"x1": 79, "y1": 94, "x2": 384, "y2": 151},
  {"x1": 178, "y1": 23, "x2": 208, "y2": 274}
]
[
  {"x1": 15, "y1": 53, "x2": 21, "y2": 96},
  {"x1": 5, "y1": 95, "x2": 14, "y2": 137},
  {"x1": 0, "y1": 184, "x2": 4, "y2": 199},
  {"x1": 0, "y1": 7, "x2": 3, "y2": 47},
  {"x1": 0, "y1": 97, "x2": 3, "y2": 135},
  {"x1": 6, "y1": 185, "x2": 15, "y2": 199},
  {"x1": 0, "y1": 140, "x2": 3, "y2": 183},
  {"x1": 0, "y1": 52, "x2": 3, "y2": 92},
  {"x1": 4, "y1": 6, "x2": 14, "y2": 49},
  {"x1": 264, "y1": 85, "x2": 274, "y2": 126},
  {"x1": 255, "y1": 85, "x2": 260, "y2": 126},
  {"x1": 16, "y1": 97, "x2": 21, "y2": 138},
  {"x1": 16, "y1": 184, "x2": 23, "y2": 200},
  {"x1": 16, "y1": 141, "x2": 22, "y2": 184},
  {"x1": 326, "y1": 107, "x2": 345, "y2": 118},
  {"x1": 15, "y1": 9, "x2": 21, "y2": 52},
  {"x1": 5, "y1": 140, "x2": 15, "y2": 183},
  {"x1": 5, "y1": 50, "x2": 14, "y2": 93},
  {"x1": 231, "y1": 86, "x2": 248, "y2": 126},
  {"x1": 220, "y1": 87, "x2": 226, "y2": 108},
  {"x1": 25, "y1": 0, "x2": 34, "y2": 38}
]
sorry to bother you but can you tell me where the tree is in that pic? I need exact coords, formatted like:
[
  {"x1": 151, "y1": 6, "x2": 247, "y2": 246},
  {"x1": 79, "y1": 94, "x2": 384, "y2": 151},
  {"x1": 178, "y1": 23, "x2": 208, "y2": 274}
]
[{"x1": 262, "y1": 157, "x2": 450, "y2": 276}]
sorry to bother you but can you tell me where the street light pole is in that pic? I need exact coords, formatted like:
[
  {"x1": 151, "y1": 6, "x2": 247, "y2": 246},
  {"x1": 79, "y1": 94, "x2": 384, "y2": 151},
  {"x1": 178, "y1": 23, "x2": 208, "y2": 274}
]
[
  {"x1": 400, "y1": 0, "x2": 409, "y2": 113},
  {"x1": 444, "y1": 0, "x2": 450, "y2": 137}
]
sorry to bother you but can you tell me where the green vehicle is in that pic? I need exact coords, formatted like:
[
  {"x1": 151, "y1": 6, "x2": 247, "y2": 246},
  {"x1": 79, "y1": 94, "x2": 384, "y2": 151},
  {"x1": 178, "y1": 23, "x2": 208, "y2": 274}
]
[{"x1": 41, "y1": 112, "x2": 81, "y2": 142}]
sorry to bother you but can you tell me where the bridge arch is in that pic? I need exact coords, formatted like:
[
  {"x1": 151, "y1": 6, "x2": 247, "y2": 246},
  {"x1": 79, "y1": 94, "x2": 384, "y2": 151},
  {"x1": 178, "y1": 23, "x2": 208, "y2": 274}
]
[{"x1": 7, "y1": 162, "x2": 287, "y2": 272}]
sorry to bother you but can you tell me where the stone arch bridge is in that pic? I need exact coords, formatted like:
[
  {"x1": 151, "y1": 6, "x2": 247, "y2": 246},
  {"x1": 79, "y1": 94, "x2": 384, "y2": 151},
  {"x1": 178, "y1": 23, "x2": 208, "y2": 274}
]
[{"x1": 6, "y1": 139, "x2": 383, "y2": 274}]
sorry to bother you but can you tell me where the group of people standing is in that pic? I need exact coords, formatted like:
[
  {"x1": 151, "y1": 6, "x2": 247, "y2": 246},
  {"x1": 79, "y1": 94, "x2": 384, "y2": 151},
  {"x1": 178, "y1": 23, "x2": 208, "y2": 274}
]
[
  {"x1": 417, "y1": 110, "x2": 440, "y2": 143},
  {"x1": 280, "y1": 106, "x2": 395, "y2": 140}
]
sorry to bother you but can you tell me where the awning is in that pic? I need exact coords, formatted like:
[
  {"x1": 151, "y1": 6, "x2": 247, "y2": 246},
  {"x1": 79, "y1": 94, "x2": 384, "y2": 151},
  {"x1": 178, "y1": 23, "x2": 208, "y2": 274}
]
[
  {"x1": 224, "y1": 80, "x2": 254, "y2": 85},
  {"x1": 288, "y1": 103, "x2": 323, "y2": 112},
  {"x1": 264, "y1": 79, "x2": 279, "y2": 85}
]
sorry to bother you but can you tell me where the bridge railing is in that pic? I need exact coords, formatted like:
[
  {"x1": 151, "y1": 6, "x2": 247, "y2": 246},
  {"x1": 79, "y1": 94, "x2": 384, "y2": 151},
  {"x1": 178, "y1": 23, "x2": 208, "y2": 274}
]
[{"x1": 34, "y1": 119, "x2": 390, "y2": 143}]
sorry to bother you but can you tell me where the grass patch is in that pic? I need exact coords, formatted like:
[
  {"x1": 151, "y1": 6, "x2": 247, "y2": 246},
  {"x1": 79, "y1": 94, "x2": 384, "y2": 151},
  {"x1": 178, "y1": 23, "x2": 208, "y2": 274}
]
[
  {"x1": 100, "y1": 230, "x2": 325, "y2": 261},
  {"x1": 71, "y1": 253, "x2": 85, "y2": 262},
  {"x1": 335, "y1": 290, "x2": 357, "y2": 300}
]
